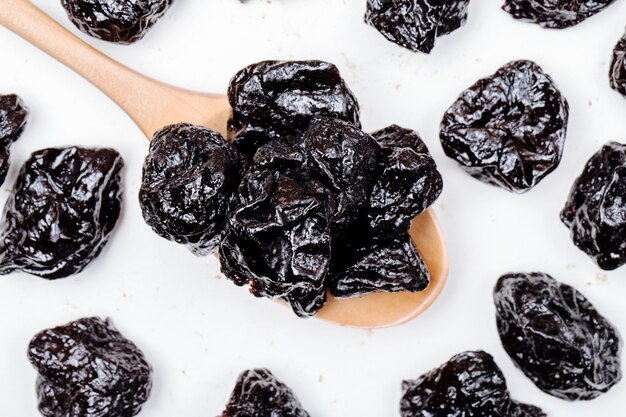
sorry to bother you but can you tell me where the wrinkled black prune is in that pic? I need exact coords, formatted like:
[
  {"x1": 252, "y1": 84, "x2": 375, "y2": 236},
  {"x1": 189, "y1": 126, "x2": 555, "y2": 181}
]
[
  {"x1": 561, "y1": 142, "x2": 626, "y2": 270},
  {"x1": 440, "y1": 60, "x2": 569, "y2": 193},
  {"x1": 364, "y1": 0, "x2": 471, "y2": 54},
  {"x1": 221, "y1": 369, "x2": 310, "y2": 417},
  {"x1": 0, "y1": 94, "x2": 28, "y2": 184},
  {"x1": 227, "y1": 60, "x2": 360, "y2": 158},
  {"x1": 610, "y1": 30, "x2": 626, "y2": 97},
  {"x1": 60, "y1": 0, "x2": 175, "y2": 44},
  {"x1": 494, "y1": 272, "x2": 622, "y2": 400},
  {"x1": 370, "y1": 124, "x2": 430, "y2": 154},
  {"x1": 502, "y1": 0, "x2": 618, "y2": 29},
  {"x1": 0, "y1": 147, "x2": 123, "y2": 279},
  {"x1": 139, "y1": 123, "x2": 241, "y2": 255},
  {"x1": 28, "y1": 317, "x2": 152, "y2": 417},
  {"x1": 401, "y1": 350, "x2": 545, "y2": 417}
]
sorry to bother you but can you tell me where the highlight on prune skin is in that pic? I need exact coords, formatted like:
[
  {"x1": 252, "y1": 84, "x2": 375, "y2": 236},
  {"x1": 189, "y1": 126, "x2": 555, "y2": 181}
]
[
  {"x1": 28, "y1": 317, "x2": 152, "y2": 417},
  {"x1": 401, "y1": 350, "x2": 546, "y2": 417},
  {"x1": 0, "y1": 147, "x2": 123, "y2": 279},
  {"x1": 561, "y1": 142, "x2": 626, "y2": 270},
  {"x1": 370, "y1": 124, "x2": 430, "y2": 154},
  {"x1": 139, "y1": 123, "x2": 241, "y2": 256},
  {"x1": 221, "y1": 369, "x2": 310, "y2": 417},
  {"x1": 494, "y1": 272, "x2": 623, "y2": 400},
  {"x1": 502, "y1": 0, "x2": 618, "y2": 29},
  {"x1": 0, "y1": 94, "x2": 28, "y2": 184},
  {"x1": 364, "y1": 0, "x2": 471, "y2": 54},
  {"x1": 227, "y1": 60, "x2": 360, "y2": 158},
  {"x1": 440, "y1": 60, "x2": 569, "y2": 193},
  {"x1": 610, "y1": 30, "x2": 626, "y2": 97},
  {"x1": 60, "y1": 0, "x2": 175, "y2": 44}
]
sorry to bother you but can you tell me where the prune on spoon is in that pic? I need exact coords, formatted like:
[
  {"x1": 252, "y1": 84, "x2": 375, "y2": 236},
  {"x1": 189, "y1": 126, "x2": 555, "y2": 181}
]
[
  {"x1": 502, "y1": 0, "x2": 619, "y2": 29},
  {"x1": 227, "y1": 60, "x2": 361, "y2": 158},
  {"x1": 139, "y1": 123, "x2": 241, "y2": 256},
  {"x1": 221, "y1": 369, "x2": 310, "y2": 417},
  {"x1": 60, "y1": 0, "x2": 175, "y2": 44},
  {"x1": 364, "y1": 0, "x2": 471, "y2": 54},
  {"x1": 494, "y1": 272, "x2": 622, "y2": 400},
  {"x1": 28, "y1": 317, "x2": 152, "y2": 417},
  {"x1": 0, "y1": 147, "x2": 123, "y2": 279},
  {"x1": 561, "y1": 142, "x2": 626, "y2": 270},
  {"x1": 440, "y1": 60, "x2": 569, "y2": 193},
  {"x1": 401, "y1": 350, "x2": 546, "y2": 417},
  {"x1": 610, "y1": 30, "x2": 626, "y2": 97},
  {"x1": 0, "y1": 94, "x2": 28, "y2": 184}
]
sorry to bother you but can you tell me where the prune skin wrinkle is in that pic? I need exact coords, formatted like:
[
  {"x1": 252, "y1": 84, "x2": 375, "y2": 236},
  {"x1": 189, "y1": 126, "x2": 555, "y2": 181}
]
[
  {"x1": 401, "y1": 350, "x2": 546, "y2": 417},
  {"x1": 227, "y1": 60, "x2": 361, "y2": 159},
  {"x1": 440, "y1": 60, "x2": 569, "y2": 193},
  {"x1": 503, "y1": 0, "x2": 619, "y2": 29},
  {"x1": 221, "y1": 369, "x2": 310, "y2": 417},
  {"x1": 561, "y1": 142, "x2": 626, "y2": 270},
  {"x1": 28, "y1": 317, "x2": 152, "y2": 417},
  {"x1": 364, "y1": 0, "x2": 471, "y2": 54},
  {"x1": 0, "y1": 147, "x2": 123, "y2": 279},
  {"x1": 139, "y1": 123, "x2": 241, "y2": 256},
  {"x1": 0, "y1": 94, "x2": 28, "y2": 184},
  {"x1": 610, "y1": 31, "x2": 626, "y2": 97},
  {"x1": 60, "y1": 0, "x2": 175, "y2": 44},
  {"x1": 494, "y1": 272, "x2": 623, "y2": 400}
]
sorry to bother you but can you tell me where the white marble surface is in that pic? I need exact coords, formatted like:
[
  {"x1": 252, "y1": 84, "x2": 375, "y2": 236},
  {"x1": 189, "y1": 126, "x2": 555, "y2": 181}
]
[{"x1": 0, "y1": 1, "x2": 625, "y2": 415}]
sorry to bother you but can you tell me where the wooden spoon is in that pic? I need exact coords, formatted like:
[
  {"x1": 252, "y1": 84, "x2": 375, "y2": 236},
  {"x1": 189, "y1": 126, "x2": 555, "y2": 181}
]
[{"x1": 0, "y1": 0, "x2": 448, "y2": 328}]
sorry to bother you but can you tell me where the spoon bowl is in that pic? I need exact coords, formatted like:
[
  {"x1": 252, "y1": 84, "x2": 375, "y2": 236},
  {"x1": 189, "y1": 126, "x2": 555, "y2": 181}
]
[{"x1": 0, "y1": 0, "x2": 448, "y2": 328}]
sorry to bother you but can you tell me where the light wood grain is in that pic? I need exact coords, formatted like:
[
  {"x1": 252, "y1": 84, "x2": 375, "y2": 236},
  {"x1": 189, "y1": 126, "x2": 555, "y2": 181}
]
[{"x1": 0, "y1": 0, "x2": 448, "y2": 328}]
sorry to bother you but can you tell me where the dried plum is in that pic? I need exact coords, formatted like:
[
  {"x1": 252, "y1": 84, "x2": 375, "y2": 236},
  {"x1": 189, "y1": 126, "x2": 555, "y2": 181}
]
[
  {"x1": 227, "y1": 60, "x2": 360, "y2": 158},
  {"x1": 440, "y1": 60, "x2": 569, "y2": 193},
  {"x1": 60, "y1": 0, "x2": 175, "y2": 44},
  {"x1": 139, "y1": 123, "x2": 241, "y2": 255},
  {"x1": 610, "y1": 30, "x2": 626, "y2": 97},
  {"x1": 364, "y1": 0, "x2": 471, "y2": 54},
  {"x1": 28, "y1": 317, "x2": 152, "y2": 417},
  {"x1": 494, "y1": 272, "x2": 623, "y2": 400},
  {"x1": 0, "y1": 94, "x2": 28, "y2": 184},
  {"x1": 221, "y1": 369, "x2": 310, "y2": 417},
  {"x1": 561, "y1": 142, "x2": 626, "y2": 270},
  {"x1": 401, "y1": 350, "x2": 545, "y2": 417},
  {"x1": 0, "y1": 147, "x2": 123, "y2": 279},
  {"x1": 371, "y1": 124, "x2": 430, "y2": 154},
  {"x1": 502, "y1": 0, "x2": 618, "y2": 29}
]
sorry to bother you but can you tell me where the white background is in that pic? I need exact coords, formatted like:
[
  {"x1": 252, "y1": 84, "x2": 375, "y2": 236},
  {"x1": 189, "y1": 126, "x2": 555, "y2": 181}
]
[{"x1": 0, "y1": 0, "x2": 625, "y2": 415}]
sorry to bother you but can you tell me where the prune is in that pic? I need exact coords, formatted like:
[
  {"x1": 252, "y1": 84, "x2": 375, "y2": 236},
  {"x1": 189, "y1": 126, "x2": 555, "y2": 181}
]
[
  {"x1": 0, "y1": 94, "x2": 28, "y2": 184},
  {"x1": 401, "y1": 350, "x2": 545, "y2": 417},
  {"x1": 227, "y1": 60, "x2": 360, "y2": 158},
  {"x1": 0, "y1": 147, "x2": 123, "y2": 279},
  {"x1": 494, "y1": 272, "x2": 622, "y2": 400},
  {"x1": 60, "y1": 0, "x2": 175, "y2": 44},
  {"x1": 371, "y1": 124, "x2": 430, "y2": 154},
  {"x1": 440, "y1": 60, "x2": 569, "y2": 193},
  {"x1": 28, "y1": 317, "x2": 152, "y2": 417},
  {"x1": 502, "y1": 0, "x2": 618, "y2": 29},
  {"x1": 221, "y1": 369, "x2": 310, "y2": 417},
  {"x1": 561, "y1": 142, "x2": 626, "y2": 270},
  {"x1": 139, "y1": 123, "x2": 241, "y2": 255},
  {"x1": 364, "y1": 0, "x2": 471, "y2": 54},
  {"x1": 610, "y1": 30, "x2": 626, "y2": 97}
]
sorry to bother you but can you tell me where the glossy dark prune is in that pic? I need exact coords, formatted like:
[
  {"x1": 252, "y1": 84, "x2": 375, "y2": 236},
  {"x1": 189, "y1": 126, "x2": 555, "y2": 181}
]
[
  {"x1": 440, "y1": 60, "x2": 569, "y2": 193},
  {"x1": 139, "y1": 123, "x2": 241, "y2": 255},
  {"x1": 28, "y1": 317, "x2": 152, "y2": 417},
  {"x1": 0, "y1": 147, "x2": 123, "y2": 279},
  {"x1": 401, "y1": 350, "x2": 545, "y2": 417},
  {"x1": 503, "y1": 0, "x2": 618, "y2": 29},
  {"x1": 561, "y1": 142, "x2": 626, "y2": 270},
  {"x1": 227, "y1": 60, "x2": 360, "y2": 158},
  {"x1": 494, "y1": 272, "x2": 622, "y2": 400},
  {"x1": 0, "y1": 94, "x2": 28, "y2": 184},
  {"x1": 610, "y1": 30, "x2": 626, "y2": 97},
  {"x1": 60, "y1": 0, "x2": 175, "y2": 44},
  {"x1": 364, "y1": 0, "x2": 471, "y2": 54},
  {"x1": 371, "y1": 124, "x2": 430, "y2": 154},
  {"x1": 221, "y1": 369, "x2": 310, "y2": 417}
]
